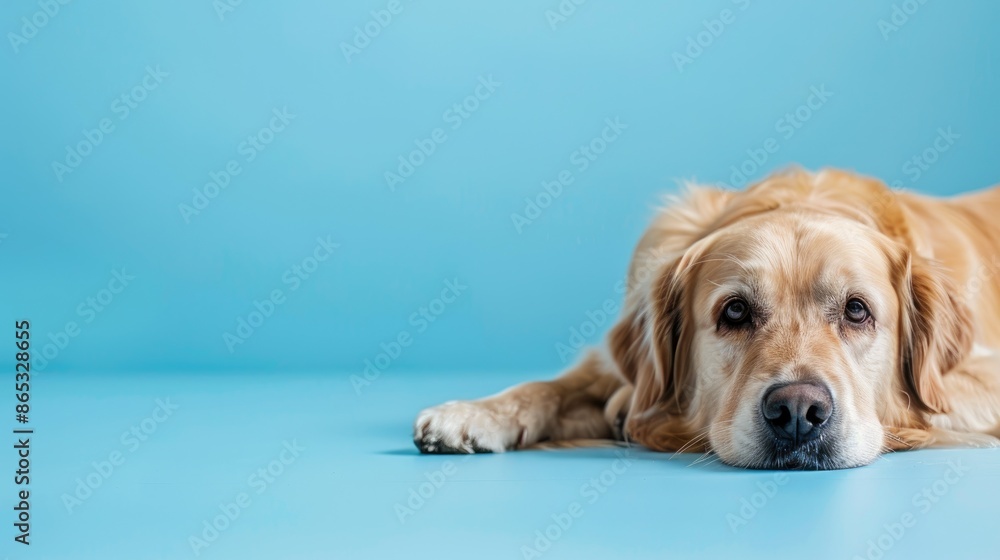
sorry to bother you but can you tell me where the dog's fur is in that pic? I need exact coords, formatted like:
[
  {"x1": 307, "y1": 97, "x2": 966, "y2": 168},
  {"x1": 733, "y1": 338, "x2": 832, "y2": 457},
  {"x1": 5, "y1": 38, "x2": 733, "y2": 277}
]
[{"x1": 413, "y1": 169, "x2": 1000, "y2": 469}]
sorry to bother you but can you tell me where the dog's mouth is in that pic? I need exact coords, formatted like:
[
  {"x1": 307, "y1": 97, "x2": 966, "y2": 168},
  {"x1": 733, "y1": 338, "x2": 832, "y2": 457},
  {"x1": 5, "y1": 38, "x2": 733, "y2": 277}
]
[
  {"x1": 727, "y1": 381, "x2": 862, "y2": 470},
  {"x1": 757, "y1": 438, "x2": 837, "y2": 470},
  {"x1": 724, "y1": 433, "x2": 860, "y2": 470}
]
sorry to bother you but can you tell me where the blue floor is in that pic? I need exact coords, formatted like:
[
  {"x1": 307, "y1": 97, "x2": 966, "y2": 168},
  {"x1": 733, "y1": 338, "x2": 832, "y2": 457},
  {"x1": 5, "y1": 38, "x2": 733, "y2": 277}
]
[{"x1": 19, "y1": 370, "x2": 1000, "y2": 560}]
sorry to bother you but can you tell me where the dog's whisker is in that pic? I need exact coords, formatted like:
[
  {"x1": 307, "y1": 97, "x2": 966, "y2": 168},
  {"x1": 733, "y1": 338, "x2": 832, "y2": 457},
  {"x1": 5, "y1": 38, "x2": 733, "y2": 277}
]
[
  {"x1": 692, "y1": 453, "x2": 724, "y2": 468},
  {"x1": 671, "y1": 431, "x2": 711, "y2": 457},
  {"x1": 688, "y1": 451, "x2": 717, "y2": 467}
]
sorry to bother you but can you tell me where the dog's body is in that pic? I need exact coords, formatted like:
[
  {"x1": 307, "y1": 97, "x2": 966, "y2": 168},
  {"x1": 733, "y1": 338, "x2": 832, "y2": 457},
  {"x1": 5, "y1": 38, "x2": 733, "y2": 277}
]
[{"x1": 414, "y1": 169, "x2": 1000, "y2": 469}]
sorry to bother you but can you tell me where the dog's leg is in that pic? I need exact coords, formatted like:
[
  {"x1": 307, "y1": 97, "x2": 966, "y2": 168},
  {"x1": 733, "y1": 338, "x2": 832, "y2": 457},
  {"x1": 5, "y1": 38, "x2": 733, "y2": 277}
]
[{"x1": 413, "y1": 350, "x2": 625, "y2": 453}]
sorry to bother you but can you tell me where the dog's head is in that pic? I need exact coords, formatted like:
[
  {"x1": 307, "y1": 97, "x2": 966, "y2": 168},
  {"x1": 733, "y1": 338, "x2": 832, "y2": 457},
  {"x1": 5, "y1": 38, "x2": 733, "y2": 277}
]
[{"x1": 611, "y1": 171, "x2": 973, "y2": 469}]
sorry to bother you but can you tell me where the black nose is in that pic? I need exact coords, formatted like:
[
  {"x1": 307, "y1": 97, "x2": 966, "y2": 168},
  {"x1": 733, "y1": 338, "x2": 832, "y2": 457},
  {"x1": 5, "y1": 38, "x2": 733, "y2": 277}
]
[{"x1": 762, "y1": 382, "x2": 833, "y2": 445}]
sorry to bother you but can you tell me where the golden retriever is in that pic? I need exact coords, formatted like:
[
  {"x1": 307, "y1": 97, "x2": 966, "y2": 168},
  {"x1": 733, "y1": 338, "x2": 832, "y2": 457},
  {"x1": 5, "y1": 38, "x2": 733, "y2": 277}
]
[{"x1": 413, "y1": 169, "x2": 1000, "y2": 469}]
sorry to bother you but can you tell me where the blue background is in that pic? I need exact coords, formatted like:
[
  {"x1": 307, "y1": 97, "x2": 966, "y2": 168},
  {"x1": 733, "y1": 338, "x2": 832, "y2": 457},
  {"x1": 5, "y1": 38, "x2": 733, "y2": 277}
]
[
  {"x1": 3, "y1": 2, "x2": 1000, "y2": 560},
  {"x1": 3, "y1": 0, "x2": 998, "y2": 375}
]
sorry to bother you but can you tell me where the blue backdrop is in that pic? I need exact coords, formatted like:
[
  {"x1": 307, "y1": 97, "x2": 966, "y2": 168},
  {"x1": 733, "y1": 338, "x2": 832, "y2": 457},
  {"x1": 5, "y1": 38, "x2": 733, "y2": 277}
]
[{"x1": 3, "y1": 0, "x2": 998, "y2": 375}]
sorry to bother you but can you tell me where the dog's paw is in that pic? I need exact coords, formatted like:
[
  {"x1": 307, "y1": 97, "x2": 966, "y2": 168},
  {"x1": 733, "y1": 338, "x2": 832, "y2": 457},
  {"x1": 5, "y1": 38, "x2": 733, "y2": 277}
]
[{"x1": 413, "y1": 400, "x2": 524, "y2": 454}]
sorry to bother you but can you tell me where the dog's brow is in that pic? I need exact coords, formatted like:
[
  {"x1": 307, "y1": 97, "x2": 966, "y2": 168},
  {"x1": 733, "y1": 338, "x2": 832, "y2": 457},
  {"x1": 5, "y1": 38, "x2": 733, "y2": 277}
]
[{"x1": 692, "y1": 252, "x2": 753, "y2": 273}]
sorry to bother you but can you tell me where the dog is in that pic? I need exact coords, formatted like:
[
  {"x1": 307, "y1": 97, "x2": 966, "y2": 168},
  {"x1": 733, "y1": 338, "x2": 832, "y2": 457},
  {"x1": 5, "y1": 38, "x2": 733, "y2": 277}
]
[{"x1": 413, "y1": 169, "x2": 1000, "y2": 469}]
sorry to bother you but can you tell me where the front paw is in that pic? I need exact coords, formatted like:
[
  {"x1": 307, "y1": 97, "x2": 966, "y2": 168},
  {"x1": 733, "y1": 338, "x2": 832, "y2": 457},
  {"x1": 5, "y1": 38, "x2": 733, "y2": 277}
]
[{"x1": 413, "y1": 401, "x2": 523, "y2": 454}]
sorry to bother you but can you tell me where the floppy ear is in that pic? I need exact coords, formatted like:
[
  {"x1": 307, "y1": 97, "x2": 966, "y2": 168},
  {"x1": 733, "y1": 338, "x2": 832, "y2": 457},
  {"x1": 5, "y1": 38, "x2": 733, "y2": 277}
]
[
  {"x1": 607, "y1": 185, "x2": 732, "y2": 450},
  {"x1": 608, "y1": 254, "x2": 705, "y2": 452},
  {"x1": 608, "y1": 259, "x2": 684, "y2": 416},
  {"x1": 899, "y1": 254, "x2": 974, "y2": 414},
  {"x1": 608, "y1": 185, "x2": 735, "y2": 415}
]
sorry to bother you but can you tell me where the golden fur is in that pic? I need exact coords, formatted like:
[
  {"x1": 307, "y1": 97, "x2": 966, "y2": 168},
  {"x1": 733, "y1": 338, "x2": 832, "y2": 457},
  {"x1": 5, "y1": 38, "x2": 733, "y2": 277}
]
[{"x1": 414, "y1": 169, "x2": 1000, "y2": 469}]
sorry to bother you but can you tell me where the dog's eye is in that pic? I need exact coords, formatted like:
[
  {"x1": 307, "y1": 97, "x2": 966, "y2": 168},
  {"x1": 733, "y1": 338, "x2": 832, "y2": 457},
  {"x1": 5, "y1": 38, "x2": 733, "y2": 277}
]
[
  {"x1": 845, "y1": 299, "x2": 869, "y2": 323},
  {"x1": 722, "y1": 299, "x2": 751, "y2": 325}
]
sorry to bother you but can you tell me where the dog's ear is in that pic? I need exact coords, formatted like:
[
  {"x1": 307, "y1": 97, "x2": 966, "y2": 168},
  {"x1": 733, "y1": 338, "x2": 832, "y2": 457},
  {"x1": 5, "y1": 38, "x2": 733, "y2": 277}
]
[
  {"x1": 898, "y1": 254, "x2": 974, "y2": 414},
  {"x1": 608, "y1": 252, "x2": 705, "y2": 452},
  {"x1": 607, "y1": 185, "x2": 731, "y2": 450},
  {"x1": 608, "y1": 185, "x2": 734, "y2": 415},
  {"x1": 608, "y1": 259, "x2": 684, "y2": 416},
  {"x1": 609, "y1": 228, "x2": 709, "y2": 419}
]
